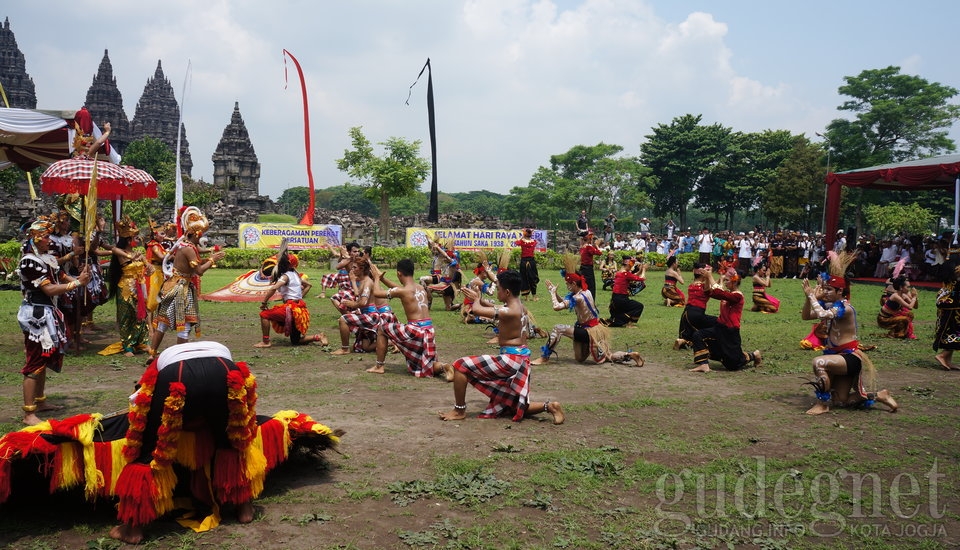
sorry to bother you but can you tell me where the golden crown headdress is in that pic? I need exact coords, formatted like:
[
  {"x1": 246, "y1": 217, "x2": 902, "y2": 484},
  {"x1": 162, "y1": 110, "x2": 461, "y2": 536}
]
[{"x1": 115, "y1": 215, "x2": 139, "y2": 238}]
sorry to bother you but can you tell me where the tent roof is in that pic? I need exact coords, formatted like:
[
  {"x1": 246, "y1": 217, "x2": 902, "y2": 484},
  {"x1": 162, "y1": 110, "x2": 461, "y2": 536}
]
[{"x1": 826, "y1": 153, "x2": 960, "y2": 191}]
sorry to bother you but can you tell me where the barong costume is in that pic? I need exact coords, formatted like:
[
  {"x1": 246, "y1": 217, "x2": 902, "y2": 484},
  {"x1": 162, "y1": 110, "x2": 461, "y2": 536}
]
[{"x1": 0, "y1": 342, "x2": 340, "y2": 534}]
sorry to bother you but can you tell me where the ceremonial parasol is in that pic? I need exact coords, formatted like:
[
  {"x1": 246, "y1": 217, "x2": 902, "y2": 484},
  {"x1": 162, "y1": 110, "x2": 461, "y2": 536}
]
[{"x1": 40, "y1": 158, "x2": 157, "y2": 200}]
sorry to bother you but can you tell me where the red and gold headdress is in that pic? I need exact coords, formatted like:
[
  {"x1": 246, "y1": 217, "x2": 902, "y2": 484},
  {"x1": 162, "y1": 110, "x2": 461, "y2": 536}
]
[{"x1": 115, "y1": 215, "x2": 139, "y2": 238}]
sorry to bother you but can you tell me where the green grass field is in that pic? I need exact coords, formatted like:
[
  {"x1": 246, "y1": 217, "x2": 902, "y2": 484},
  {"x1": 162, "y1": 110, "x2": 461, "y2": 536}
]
[{"x1": 1, "y1": 266, "x2": 958, "y2": 550}]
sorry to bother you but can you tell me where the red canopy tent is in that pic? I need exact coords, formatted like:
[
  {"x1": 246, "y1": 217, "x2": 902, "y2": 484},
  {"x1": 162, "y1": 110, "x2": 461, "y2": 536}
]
[{"x1": 824, "y1": 153, "x2": 960, "y2": 249}]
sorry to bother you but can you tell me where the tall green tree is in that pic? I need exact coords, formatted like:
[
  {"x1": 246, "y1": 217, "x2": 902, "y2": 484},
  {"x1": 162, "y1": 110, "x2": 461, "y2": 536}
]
[
  {"x1": 640, "y1": 114, "x2": 729, "y2": 228},
  {"x1": 764, "y1": 136, "x2": 827, "y2": 231},
  {"x1": 542, "y1": 143, "x2": 646, "y2": 217},
  {"x1": 336, "y1": 127, "x2": 430, "y2": 242},
  {"x1": 276, "y1": 186, "x2": 312, "y2": 217},
  {"x1": 825, "y1": 66, "x2": 960, "y2": 171},
  {"x1": 823, "y1": 66, "x2": 960, "y2": 233}
]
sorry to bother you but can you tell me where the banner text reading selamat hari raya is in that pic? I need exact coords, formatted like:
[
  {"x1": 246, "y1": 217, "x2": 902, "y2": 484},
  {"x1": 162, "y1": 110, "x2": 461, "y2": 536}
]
[
  {"x1": 406, "y1": 227, "x2": 548, "y2": 252},
  {"x1": 237, "y1": 223, "x2": 343, "y2": 250}
]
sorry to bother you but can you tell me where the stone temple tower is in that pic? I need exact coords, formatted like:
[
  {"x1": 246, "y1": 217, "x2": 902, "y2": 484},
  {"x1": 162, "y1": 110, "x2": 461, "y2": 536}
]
[
  {"x1": 213, "y1": 102, "x2": 267, "y2": 208},
  {"x1": 0, "y1": 17, "x2": 36, "y2": 108},
  {"x1": 130, "y1": 60, "x2": 193, "y2": 176},
  {"x1": 84, "y1": 50, "x2": 131, "y2": 154}
]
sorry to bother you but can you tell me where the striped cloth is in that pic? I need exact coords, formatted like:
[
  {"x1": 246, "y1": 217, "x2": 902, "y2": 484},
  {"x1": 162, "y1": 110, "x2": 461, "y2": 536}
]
[
  {"x1": 453, "y1": 348, "x2": 531, "y2": 421},
  {"x1": 382, "y1": 319, "x2": 436, "y2": 377}
]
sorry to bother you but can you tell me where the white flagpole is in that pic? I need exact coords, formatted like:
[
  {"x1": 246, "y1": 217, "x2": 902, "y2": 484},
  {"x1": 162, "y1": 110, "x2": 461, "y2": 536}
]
[
  {"x1": 954, "y1": 175, "x2": 959, "y2": 245},
  {"x1": 174, "y1": 60, "x2": 192, "y2": 219}
]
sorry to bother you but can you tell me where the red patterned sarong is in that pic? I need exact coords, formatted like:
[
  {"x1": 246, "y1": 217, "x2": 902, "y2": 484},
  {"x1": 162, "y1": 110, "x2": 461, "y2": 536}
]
[
  {"x1": 453, "y1": 347, "x2": 531, "y2": 421},
  {"x1": 381, "y1": 319, "x2": 436, "y2": 377}
]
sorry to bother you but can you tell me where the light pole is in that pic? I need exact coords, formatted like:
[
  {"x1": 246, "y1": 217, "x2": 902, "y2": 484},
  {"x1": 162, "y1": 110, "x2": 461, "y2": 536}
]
[{"x1": 815, "y1": 132, "x2": 831, "y2": 234}]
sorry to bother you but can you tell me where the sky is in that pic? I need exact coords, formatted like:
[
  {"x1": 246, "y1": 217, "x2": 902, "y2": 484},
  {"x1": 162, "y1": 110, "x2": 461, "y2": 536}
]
[{"x1": 4, "y1": 0, "x2": 959, "y2": 201}]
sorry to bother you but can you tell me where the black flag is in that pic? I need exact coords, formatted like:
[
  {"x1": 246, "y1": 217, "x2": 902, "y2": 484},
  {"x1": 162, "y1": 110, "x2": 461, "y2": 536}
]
[{"x1": 407, "y1": 58, "x2": 438, "y2": 223}]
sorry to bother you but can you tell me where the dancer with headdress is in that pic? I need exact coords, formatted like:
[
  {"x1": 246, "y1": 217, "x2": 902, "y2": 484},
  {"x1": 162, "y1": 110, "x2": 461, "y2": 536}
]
[
  {"x1": 254, "y1": 240, "x2": 327, "y2": 348},
  {"x1": 801, "y1": 251, "x2": 899, "y2": 415},
  {"x1": 149, "y1": 206, "x2": 226, "y2": 357},
  {"x1": 689, "y1": 268, "x2": 762, "y2": 373},
  {"x1": 104, "y1": 216, "x2": 151, "y2": 356},
  {"x1": 461, "y1": 250, "x2": 502, "y2": 325},
  {"x1": 750, "y1": 263, "x2": 781, "y2": 313},
  {"x1": 145, "y1": 219, "x2": 174, "y2": 319},
  {"x1": 16, "y1": 217, "x2": 91, "y2": 424},
  {"x1": 531, "y1": 255, "x2": 643, "y2": 367}
]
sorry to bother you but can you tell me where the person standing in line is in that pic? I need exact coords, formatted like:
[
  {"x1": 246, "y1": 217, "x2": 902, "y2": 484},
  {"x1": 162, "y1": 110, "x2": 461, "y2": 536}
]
[
  {"x1": 514, "y1": 227, "x2": 540, "y2": 301},
  {"x1": 696, "y1": 227, "x2": 714, "y2": 266},
  {"x1": 578, "y1": 232, "x2": 603, "y2": 302},
  {"x1": 17, "y1": 217, "x2": 91, "y2": 425}
]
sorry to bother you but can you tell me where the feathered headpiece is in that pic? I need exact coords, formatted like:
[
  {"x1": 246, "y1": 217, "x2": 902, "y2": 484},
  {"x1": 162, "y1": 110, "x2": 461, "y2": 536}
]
[
  {"x1": 822, "y1": 250, "x2": 857, "y2": 290},
  {"x1": 560, "y1": 253, "x2": 587, "y2": 290},
  {"x1": 473, "y1": 250, "x2": 489, "y2": 276},
  {"x1": 115, "y1": 215, "x2": 139, "y2": 238},
  {"x1": 497, "y1": 247, "x2": 512, "y2": 272},
  {"x1": 892, "y1": 257, "x2": 908, "y2": 279},
  {"x1": 179, "y1": 206, "x2": 209, "y2": 236}
]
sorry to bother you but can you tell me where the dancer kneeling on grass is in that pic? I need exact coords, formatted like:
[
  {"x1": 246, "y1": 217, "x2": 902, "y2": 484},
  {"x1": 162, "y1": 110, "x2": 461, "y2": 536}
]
[
  {"x1": 367, "y1": 260, "x2": 447, "y2": 378},
  {"x1": 750, "y1": 263, "x2": 781, "y2": 313},
  {"x1": 532, "y1": 255, "x2": 643, "y2": 367},
  {"x1": 800, "y1": 251, "x2": 898, "y2": 415},
  {"x1": 330, "y1": 257, "x2": 380, "y2": 355},
  {"x1": 607, "y1": 257, "x2": 646, "y2": 327},
  {"x1": 689, "y1": 268, "x2": 762, "y2": 373},
  {"x1": 676, "y1": 263, "x2": 717, "y2": 350},
  {"x1": 438, "y1": 269, "x2": 565, "y2": 423},
  {"x1": 255, "y1": 246, "x2": 327, "y2": 348}
]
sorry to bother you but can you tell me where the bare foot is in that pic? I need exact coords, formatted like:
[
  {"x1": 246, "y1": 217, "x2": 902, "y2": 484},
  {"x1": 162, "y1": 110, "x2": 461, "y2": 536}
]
[
  {"x1": 530, "y1": 356, "x2": 549, "y2": 365},
  {"x1": 35, "y1": 402, "x2": 63, "y2": 413},
  {"x1": 438, "y1": 408, "x2": 467, "y2": 421},
  {"x1": 236, "y1": 501, "x2": 255, "y2": 523},
  {"x1": 389, "y1": 345, "x2": 400, "y2": 354},
  {"x1": 330, "y1": 348, "x2": 351, "y2": 356},
  {"x1": 365, "y1": 364, "x2": 385, "y2": 374},
  {"x1": 485, "y1": 336, "x2": 499, "y2": 345},
  {"x1": 875, "y1": 389, "x2": 899, "y2": 413},
  {"x1": 673, "y1": 338, "x2": 687, "y2": 351},
  {"x1": 109, "y1": 523, "x2": 144, "y2": 545},
  {"x1": 253, "y1": 341, "x2": 272, "y2": 348},
  {"x1": 23, "y1": 413, "x2": 42, "y2": 426},
  {"x1": 934, "y1": 352, "x2": 957, "y2": 371},
  {"x1": 629, "y1": 351, "x2": 644, "y2": 367},
  {"x1": 805, "y1": 402, "x2": 830, "y2": 415},
  {"x1": 689, "y1": 364, "x2": 711, "y2": 373},
  {"x1": 316, "y1": 333, "x2": 329, "y2": 346},
  {"x1": 123, "y1": 351, "x2": 135, "y2": 357},
  {"x1": 547, "y1": 401, "x2": 565, "y2": 425},
  {"x1": 752, "y1": 349, "x2": 763, "y2": 368}
]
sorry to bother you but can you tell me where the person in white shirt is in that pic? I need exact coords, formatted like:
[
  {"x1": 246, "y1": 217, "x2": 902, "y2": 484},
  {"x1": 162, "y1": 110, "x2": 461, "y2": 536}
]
[
  {"x1": 696, "y1": 227, "x2": 714, "y2": 265},
  {"x1": 736, "y1": 232, "x2": 754, "y2": 272},
  {"x1": 874, "y1": 240, "x2": 898, "y2": 278}
]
